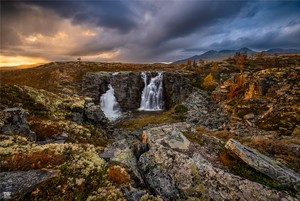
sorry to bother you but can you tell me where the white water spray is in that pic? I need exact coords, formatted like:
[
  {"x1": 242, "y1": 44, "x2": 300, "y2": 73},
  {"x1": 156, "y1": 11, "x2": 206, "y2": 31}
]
[
  {"x1": 139, "y1": 72, "x2": 165, "y2": 111},
  {"x1": 100, "y1": 84, "x2": 122, "y2": 120}
]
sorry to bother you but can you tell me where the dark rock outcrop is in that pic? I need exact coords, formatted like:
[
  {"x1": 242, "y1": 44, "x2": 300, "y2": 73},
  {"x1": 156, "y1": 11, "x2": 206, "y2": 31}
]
[
  {"x1": 0, "y1": 169, "x2": 58, "y2": 200},
  {"x1": 163, "y1": 72, "x2": 194, "y2": 109},
  {"x1": 82, "y1": 72, "x2": 143, "y2": 110},
  {"x1": 0, "y1": 107, "x2": 36, "y2": 140},
  {"x1": 84, "y1": 98, "x2": 107, "y2": 123},
  {"x1": 110, "y1": 72, "x2": 144, "y2": 110}
]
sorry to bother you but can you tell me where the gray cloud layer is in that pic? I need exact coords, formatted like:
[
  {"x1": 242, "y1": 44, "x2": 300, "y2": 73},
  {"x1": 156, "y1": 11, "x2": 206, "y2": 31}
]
[{"x1": 1, "y1": 0, "x2": 300, "y2": 62}]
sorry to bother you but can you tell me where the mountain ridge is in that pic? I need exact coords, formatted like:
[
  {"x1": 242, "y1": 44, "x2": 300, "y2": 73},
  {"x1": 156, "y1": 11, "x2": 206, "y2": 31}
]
[{"x1": 174, "y1": 48, "x2": 300, "y2": 64}]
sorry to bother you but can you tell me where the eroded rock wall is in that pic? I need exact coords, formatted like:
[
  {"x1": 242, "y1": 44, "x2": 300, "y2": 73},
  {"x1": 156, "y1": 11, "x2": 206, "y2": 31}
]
[{"x1": 82, "y1": 71, "x2": 194, "y2": 111}]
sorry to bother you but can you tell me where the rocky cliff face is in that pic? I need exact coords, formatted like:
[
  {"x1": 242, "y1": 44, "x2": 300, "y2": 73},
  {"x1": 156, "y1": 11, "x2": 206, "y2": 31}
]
[
  {"x1": 82, "y1": 71, "x2": 194, "y2": 111},
  {"x1": 163, "y1": 72, "x2": 194, "y2": 109}
]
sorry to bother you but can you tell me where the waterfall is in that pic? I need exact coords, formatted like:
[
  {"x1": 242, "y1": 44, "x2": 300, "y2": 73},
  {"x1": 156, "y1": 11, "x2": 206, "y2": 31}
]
[
  {"x1": 100, "y1": 84, "x2": 122, "y2": 121},
  {"x1": 139, "y1": 72, "x2": 165, "y2": 111}
]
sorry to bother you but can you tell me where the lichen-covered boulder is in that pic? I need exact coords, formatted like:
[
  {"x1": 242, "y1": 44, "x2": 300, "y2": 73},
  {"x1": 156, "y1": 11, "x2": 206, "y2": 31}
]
[
  {"x1": 99, "y1": 139, "x2": 144, "y2": 185},
  {"x1": 138, "y1": 144, "x2": 199, "y2": 200},
  {"x1": 225, "y1": 139, "x2": 300, "y2": 191},
  {"x1": 143, "y1": 123, "x2": 192, "y2": 151}
]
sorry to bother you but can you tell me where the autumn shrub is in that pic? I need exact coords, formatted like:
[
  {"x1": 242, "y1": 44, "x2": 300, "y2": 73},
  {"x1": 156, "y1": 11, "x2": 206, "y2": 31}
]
[
  {"x1": 202, "y1": 73, "x2": 216, "y2": 90},
  {"x1": 227, "y1": 74, "x2": 246, "y2": 99},
  {"x1": 107, "y1": 165, "x2": 131, "y2": 184},
  {"x1": 1, "y1": 148, "x2": 65, "y2": 171},
  {"x1": 210, "y1": 62, "x2": 219, "y2": 72}
]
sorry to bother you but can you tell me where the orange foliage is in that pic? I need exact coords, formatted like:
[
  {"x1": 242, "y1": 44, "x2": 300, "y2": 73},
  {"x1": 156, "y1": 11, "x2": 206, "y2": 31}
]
[
  {"x1": 211, "y1": 62, "x2": 218, "y2": 72},
  {"x1": 219, "y1": 151, "x2": 235, "y2": 166},
  {"x1": 2, "y1": 149, "x2": 64, "y2": 171},
  {"x1": 227, "y1": 75, "x2": 246, "y2": 99},
  {"x1": 107, "y1": 165, "x2": 131, "y2": 184}
]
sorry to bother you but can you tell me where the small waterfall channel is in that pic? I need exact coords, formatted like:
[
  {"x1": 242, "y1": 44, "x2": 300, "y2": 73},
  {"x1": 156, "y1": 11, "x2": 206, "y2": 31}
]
[
  {"x1": 139, "y1": 72, "x2": 165, "y2": 111},
  {"x1": 100, "y1": 84, "x2": 122, "y2": 121}
]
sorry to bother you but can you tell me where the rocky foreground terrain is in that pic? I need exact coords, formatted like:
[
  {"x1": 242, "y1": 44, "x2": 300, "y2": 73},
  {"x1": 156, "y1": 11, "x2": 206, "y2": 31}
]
[{"x1": 0, "y1": 55, "x2": 300, "y2": 200}]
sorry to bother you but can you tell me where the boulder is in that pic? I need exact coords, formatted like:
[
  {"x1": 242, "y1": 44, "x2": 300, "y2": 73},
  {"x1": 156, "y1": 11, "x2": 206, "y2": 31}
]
[
  {"x1": 0, "y1": 107, "x2": 36, "y2": 140},
  {"x1": 138, "y1": 144, "x2": 197, "y2": 200},
  {"x1": 99, "y1": 139, "x2": 144, "y2": 185},
  {"x1": 0, "y1": 169, "x2": 58, "y2": 200},
  {"x1": 84, "y1": 98, "x2": 107, "y2": 123},
  {"x1": 225, "y1": 139, "x2": 300, "y2": 191},
  {"x1": 192, "y1": 154, "x2": 295, "y2": 201},
  {"x1": 138, "y1": 124, "x2": 297, "y2": 200},
  {"x1": 143, "y1": 123, "x2": 191, "y2": 150}
]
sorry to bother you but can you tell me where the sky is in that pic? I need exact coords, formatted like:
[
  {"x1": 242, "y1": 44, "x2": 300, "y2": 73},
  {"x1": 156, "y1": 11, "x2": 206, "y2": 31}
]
[{"x1": 1, "y1": 0, "x2": 300, "y2": 66}]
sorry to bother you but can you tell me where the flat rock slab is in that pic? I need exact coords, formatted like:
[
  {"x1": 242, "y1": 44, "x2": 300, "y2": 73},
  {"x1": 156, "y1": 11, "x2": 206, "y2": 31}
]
[
  {"x1": 225, "y1": 139, "x2": 300, "y2": 191},
  {"x1": 0, "y1": 169, "x2": 58, "y2": 200},
  {"x1": 144, "y1": 123, "x2": 191, "y2": 150}
]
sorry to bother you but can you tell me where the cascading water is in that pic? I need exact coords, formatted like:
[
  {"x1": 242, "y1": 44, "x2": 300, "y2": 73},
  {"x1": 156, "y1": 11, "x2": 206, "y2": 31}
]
[
  {"x1": 139, "y1": 72, "x2": 165, "y2": 111},
  {"x1": 100, "y1": 84, "x2": 122, "y2": 121}
]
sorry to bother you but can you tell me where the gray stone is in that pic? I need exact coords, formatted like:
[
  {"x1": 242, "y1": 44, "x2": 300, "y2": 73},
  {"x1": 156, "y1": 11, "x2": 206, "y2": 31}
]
[
  {"x1": 138, "y1": 144, "x2": 185, "y2": 200},
  {"x1": 225, "y1": 139, "x2": 300, "y2": 191},
  {"x1": 84, "y1": 98, "x2": 107, "y2": 123},
  {"x1": 138, "y1": 124, "x2": 297, "y2": 200},
  {"x1": 121, "y1": 186, "x2": 146, "y2": 201},
  {"x1": 99, "y1": 139, "x2": 144, "y2": 185},
  {"x1": 53, "y1": 133, "x2": 68, "y2": 140},
  {"x1": 144, "y1": 123, "x2": 191, "y2": 150},
  {"x1": 0, "y1": 107, "x2": 36, "y2": 140},
  {"x1": 0, "y1": 169, "x2": 58, "y2": 200},
  {"x1": 192, "y1": 153, "x2": 295, "y2": 201},
  {"x1": 182, "y1": 89, "x2": 229, "y2": 130}
]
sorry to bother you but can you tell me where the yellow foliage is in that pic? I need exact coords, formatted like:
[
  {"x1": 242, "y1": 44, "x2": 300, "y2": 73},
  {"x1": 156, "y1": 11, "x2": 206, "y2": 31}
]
[
  {"x1": 202, "y1": 73, "x2": 216, "y2": 90},
  {"x1": 211, "y1": 63, "x2": 218, "y2": 72}
]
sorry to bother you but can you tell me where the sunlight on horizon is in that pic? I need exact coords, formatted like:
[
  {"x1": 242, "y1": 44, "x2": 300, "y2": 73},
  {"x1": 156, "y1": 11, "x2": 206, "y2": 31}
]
[{"x1": 0, "y1": 55, "x2": 47, "y2": 67}]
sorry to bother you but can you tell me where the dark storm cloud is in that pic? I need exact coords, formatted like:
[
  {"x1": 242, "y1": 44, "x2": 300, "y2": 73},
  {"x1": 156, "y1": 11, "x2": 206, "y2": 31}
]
[
  {"x1": 1, "y1": 0, "x2": 300, "y2": 63},
  {"x1": 21, "y1": 0, "x2": 139, "y2": 33}
]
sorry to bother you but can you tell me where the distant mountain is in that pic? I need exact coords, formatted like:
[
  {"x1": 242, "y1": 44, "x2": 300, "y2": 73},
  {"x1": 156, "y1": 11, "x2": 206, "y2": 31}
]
[
  {"x1": 265, "y1": 48, "x2": 300, "y2": 54},
  {"x1": 173, "y1": 48, "x2": 300, "y2": 64}
]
